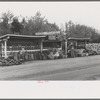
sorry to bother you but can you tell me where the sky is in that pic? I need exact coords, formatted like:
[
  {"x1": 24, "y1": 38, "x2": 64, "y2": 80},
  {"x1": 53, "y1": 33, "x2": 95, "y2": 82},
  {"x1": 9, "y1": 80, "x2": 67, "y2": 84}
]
[{"x1": 0, "y1": 2, "x2": 100, "y2": 31}]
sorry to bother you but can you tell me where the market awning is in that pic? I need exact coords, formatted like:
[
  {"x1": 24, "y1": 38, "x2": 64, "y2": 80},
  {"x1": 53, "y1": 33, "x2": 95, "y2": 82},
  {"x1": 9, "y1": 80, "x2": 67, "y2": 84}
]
[
  {"x1": 68, "y1": 37, "x2": 91, "y2": 42},
  {"x1": 0, "y1": 34, "x2": 46, "y2": 41}
]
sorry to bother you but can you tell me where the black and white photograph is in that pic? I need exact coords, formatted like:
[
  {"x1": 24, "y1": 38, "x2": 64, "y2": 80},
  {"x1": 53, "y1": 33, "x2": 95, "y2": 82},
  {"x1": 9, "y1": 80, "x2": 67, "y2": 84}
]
[
  {"x1": 1, "y1": 1, "x2": 100, "y2": 99},
  {"x1": 0, "y1": 1, "x2": 100, "y2": 80}
]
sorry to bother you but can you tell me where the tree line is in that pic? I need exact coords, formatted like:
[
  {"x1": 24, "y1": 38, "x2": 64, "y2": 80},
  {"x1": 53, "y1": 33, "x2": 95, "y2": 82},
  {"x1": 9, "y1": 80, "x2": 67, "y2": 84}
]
[
  {"x1": 0, "y1": 11, "x2": 100, "y2": 43},
  {"x1": 0, "y1": 11, "x2": 59, "y2": 36},
  {"x1": 65, "y1": 21, "x2": 100, "y2": 43}
]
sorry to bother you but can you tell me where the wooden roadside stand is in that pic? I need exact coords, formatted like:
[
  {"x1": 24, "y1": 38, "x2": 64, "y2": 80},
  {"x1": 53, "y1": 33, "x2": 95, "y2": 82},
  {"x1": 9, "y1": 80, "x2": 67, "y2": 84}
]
[
  {"x1": 0, "y1": 32, "x2": 67, "y2": 62},
  {"x1": 67, "y1": 37, "x2": 90, "y2": 48},
  {"x1": 35, "y1": 31, "x2": 68, "y2": 58},
  {"x1": 67, "y1": 37, "x2": 91, "y2": 57},
  {"x1": 35, "y1": 31, "x2": 64, "y2": 51},
  {"x1": 0, "y1": 34, "x2": 46, "y2": 58}
]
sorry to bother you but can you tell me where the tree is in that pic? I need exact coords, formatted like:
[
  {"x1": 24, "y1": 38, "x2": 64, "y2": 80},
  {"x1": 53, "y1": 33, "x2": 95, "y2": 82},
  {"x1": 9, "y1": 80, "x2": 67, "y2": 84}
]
[
  {"x1": 11, "y1": 17, "x2": 23, "y2": 34},
  {"x1": 21, "y1": 12, "x2": 60, "y2": 35},
  {"x1": 65, "y1": 20, "x2": 100, "y2": 42},
  {"x1": 1, "y1": 11, "x2": 13, "y2": 21},
  {"x1": 0, "y1": 11, "x2": 14, "y2": 35}
]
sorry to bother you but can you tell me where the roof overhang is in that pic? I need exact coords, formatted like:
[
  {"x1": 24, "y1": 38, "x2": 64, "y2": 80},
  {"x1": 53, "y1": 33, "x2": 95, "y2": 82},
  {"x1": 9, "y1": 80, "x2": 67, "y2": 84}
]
[
  {"x1": 0, "y1": 34, "x2": 46, "y2": 40},
  {"x1": 68, "y1": 37, "x2": 91, "y2": 41}
]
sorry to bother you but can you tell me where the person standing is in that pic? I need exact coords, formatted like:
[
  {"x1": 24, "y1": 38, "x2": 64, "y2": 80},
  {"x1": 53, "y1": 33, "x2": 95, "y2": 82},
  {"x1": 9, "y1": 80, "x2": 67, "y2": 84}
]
[
  {"x1": 68, "y1": 42, "x2": 75, "y2": 58},
  {"x1": 70, "y1": 45, "x2": 75, "y2": 58}
]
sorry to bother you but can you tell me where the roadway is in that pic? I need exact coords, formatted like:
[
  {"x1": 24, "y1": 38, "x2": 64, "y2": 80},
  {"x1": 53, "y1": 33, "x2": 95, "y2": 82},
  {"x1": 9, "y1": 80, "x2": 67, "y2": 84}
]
[{"x1": 1, "y1": 55, "x2": 100, "y2": 80}]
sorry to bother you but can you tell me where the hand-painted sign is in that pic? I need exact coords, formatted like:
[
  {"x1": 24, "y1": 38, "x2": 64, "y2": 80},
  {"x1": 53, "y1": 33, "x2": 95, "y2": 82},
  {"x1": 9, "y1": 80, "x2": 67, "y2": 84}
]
[{"x1": 35, "y1": 31, "x2": 60, "y2": 36}]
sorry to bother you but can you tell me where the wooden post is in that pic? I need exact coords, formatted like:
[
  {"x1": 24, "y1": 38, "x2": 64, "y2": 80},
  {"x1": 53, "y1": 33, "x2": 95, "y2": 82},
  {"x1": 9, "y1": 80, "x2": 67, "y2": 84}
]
[
  {"x1": 4, "y1": 40, "x2": 7, "y2": 58},
  {"x1": 1, "y1": 42, "x2": 4, "y2": 57},
  {"x1": 61, "y1": 41, "x2": 62, "y2": 50},
  {"x1": 65, "y1": 40, "x2": 67, "y2": 58},
  {"x1": 76, "y1": 41, "x2": 77, "y2": 47},
  {"x1": 0, "y1": 41, "x2": 3, "y2": 57},
  {"x1": 40, "y1": 39, "x2": 43, "y2": 53}
]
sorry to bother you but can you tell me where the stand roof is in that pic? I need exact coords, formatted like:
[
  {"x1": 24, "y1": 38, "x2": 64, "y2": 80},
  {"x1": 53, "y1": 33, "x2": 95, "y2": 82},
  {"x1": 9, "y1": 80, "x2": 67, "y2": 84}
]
[{"x1": 0, "y1": 34, "x2": 46, "y2": 40}]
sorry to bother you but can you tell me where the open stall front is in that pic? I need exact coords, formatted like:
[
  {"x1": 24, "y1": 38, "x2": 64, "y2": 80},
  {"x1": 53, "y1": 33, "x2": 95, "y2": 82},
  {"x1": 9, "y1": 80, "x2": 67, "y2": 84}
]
[
  {"x1": 67, "y1": 37, "x2": 90, "y2": 57},
  {"x1": 0, "y1": 34, "x2": 45, "y2": 59},
  {"x1": 0, "y1": 32, "x2": 65, "y2": 66},
  {"x1": 35, "y1": 31, "x2": 65, "y2": 59}
]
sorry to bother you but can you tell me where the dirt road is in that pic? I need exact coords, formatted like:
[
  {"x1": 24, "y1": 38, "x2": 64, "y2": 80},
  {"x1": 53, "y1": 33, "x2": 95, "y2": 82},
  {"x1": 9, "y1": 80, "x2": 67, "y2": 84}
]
[{"x1": 1, "y1": 55, "x2": 100, "y2": 80}]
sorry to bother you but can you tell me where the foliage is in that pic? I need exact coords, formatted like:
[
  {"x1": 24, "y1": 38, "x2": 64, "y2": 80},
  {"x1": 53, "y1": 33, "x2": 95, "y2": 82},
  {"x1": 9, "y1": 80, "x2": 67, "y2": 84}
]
[
  {"x1": 0, "y1": 11, "x2": 59, "y2": 36},
  {"x1": 0, "y1": 11, "x2": 100, "y2": 43},
  {"x1": 21, "y1": 12, "x2": 59, "y2": 35},
  {"x1": 11, "y1": 18, "x2": 22, "y2": 34},
  {"x1": 0, "y1": 11, "x2": 14, "y2": 35},
  {"x1": 65, "y1": 20, "x2": 100, "y2": 42}
]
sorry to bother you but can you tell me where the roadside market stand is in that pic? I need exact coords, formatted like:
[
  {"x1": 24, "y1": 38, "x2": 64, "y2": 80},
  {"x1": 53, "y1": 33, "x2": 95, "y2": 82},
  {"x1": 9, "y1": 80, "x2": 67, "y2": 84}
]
[
  {"x1": 0, "y1": 34, "x2": 45, "y2": 59},
  {"x1": 35, "y1": 31, "x2": 66, "y2": 59},
  {"x1": 67, "y1": 37, "x2": 90, "y2": 57},
  {"x1": 0, "y1": 33, "x2": 64, "y2": 66},
  {"x1": 0, "y1": 32, "x2": 64, "y2": 60},
  {"x1": 36, "y1": 31, "x2": 63, "y2": 49}
]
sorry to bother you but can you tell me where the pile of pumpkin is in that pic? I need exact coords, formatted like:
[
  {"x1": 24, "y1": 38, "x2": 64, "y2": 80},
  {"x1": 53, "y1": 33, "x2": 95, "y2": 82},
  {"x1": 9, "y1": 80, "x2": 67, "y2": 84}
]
[
  {"x1": 0, "y1": 50, "x2": 65, "y2": 66},
  {"x1": 0, "y1": 56, "x2": 22, "y2": 66},
  {"x1": 86, "y1": 43, "x2": 100, "y2": 55}
]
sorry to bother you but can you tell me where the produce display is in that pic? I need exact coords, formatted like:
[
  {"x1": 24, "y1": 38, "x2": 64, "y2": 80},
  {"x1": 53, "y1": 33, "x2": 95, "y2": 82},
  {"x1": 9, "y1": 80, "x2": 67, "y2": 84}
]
[
  {"x1": 0, "y1": 56, "x2": 22, "y2": 66},
  {"x1": 47, "y1": 49, "x2": 65, "y2": 59},
  {"x1": 1, "y1": 41, "x2": 100, "y2": 66},
  {"x1": 67, "y1": 43, "x2": 100, "y2": 57},
  {"x1": 86, "y1": 43, "x2": 100, "y2": 55},
  {"x1": 0, "y1": 49, "x2": 65, "y2": 66},
  {"x1": 7, "y1": 42, "x2": 39, "y2": 51},
  {"x1": 74, "y1": 49, "x2": 87, "y2": 57}
]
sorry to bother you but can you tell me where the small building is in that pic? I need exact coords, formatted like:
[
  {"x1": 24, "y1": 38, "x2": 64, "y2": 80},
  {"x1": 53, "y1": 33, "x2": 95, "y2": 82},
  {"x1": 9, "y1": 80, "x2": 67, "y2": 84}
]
[
  {"x1": 36, "y1": 31, "x2": 64, "y2": 50},
  {"x1": 67, "y1": 37, "x2": 91, "y2": 57},
  {"x1": 0, "y1": 34, "x2": 45, "y2": 58},
  {"x1": 67, "y1": 37, "x2": 91, "y2": 49}
]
